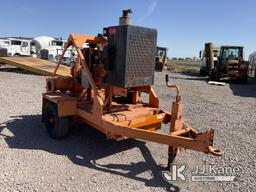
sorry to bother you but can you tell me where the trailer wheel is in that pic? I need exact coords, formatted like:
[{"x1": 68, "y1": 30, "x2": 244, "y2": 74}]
[{"x1": 43, "y1": 102, "x2": 70, "y2": 139}]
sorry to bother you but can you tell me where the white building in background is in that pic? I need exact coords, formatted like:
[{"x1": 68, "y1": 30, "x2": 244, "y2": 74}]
[{"x1": 249, "y1": 52, "x2": 256, "y2": 78}]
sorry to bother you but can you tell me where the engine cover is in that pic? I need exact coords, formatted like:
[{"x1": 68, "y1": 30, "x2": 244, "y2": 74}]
[{"x1": 104, "y1": 25, "x2": 157, "y2": 88}]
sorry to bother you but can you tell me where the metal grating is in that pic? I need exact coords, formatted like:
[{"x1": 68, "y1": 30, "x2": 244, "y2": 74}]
[
  {"x1": 127, "y1": 34, "x2": 155, "y2": 80},
  {"x1": 104, "y1": 25, "x2": 157, "y2": 88}
]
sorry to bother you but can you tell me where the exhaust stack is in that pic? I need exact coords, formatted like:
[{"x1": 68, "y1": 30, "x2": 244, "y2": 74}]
[{"x1": 119, "y1": 9, "x2": 132, "y2": 26}]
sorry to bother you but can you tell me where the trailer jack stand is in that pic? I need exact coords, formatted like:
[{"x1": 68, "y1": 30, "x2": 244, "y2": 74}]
[
  {"x1": 165, "y1": 74, "x2": 221, "y2": 168},
  {"x1": 167, "y1": 146, "x2": 177, "y2": 169}
]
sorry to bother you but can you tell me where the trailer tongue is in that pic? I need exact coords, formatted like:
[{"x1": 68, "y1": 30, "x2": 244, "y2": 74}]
[{"x1": 42, "y1": 10, "x2": 221, "y2": 168}]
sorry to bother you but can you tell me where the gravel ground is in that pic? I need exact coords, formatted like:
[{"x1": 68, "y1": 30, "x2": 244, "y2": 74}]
[{"x1": 0, "y1": 67, "x2": 256, "y2": 192}]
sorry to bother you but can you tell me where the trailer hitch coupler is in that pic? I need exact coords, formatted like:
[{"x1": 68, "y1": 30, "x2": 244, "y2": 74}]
[{"x1": 208, "y1": 146, "x2": 222, "y2": 156}]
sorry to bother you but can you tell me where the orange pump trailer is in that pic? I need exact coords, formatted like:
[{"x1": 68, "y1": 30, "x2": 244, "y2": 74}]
[{"x1": 42, "y1": 34, "x2": 221, "y2": 168}]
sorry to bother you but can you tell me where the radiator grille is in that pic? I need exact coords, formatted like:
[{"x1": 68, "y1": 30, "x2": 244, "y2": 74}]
[
  {"x1": 127, "y1": 34, "x2": 155, "y2": 80},
  {"x1": 104, "y1": 25, "x2": 157, "y2": 88}
]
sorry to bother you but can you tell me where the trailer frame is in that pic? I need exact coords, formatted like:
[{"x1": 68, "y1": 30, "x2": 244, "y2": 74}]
[{"x1": 42, "y1": 34, "x2": 221, "y2": 167}]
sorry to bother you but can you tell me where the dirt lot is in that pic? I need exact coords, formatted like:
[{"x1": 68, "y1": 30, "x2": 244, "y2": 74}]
[{"x1": 0, "y1": 68, "x2": 256, "y2": 192}]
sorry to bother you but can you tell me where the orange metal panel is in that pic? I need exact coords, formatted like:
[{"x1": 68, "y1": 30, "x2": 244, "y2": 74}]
[
  {"x1": 118, "y1": 113, "x2": 165, "y2": 128},
  {"x1": 57, "y1": 99, "x2": 77, "y2": 117}
]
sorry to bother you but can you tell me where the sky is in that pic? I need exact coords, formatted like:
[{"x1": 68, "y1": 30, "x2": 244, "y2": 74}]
[{"x1": 0, "y1": 0, "x2": 255, "y2": 58}]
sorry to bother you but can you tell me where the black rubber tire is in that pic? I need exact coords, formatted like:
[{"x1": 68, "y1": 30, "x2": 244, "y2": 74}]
[{"x1": 43, "y1": 102, "x2": 70, "y2": 139}]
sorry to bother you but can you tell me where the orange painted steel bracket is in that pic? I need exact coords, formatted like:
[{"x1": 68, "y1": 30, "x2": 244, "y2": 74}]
[
  {"x1": 52, "y1": 34, "x2": 107, "y2": 118},
  {"x1": 102, "y1": 120, "x2": 221, "y2": 156}
]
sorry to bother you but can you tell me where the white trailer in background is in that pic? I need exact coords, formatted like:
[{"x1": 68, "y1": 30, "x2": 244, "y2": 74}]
[
  {"x1": 248, "y1": 52, "x2": 256, "y2": 78},
  {"x1": 46, "y1": 39, "x2": 76, "y2": 66},
  {"x1": 0, "y1": 38, "x2": 31, "y2": 56},
  {"x1": 31, "y1": 36, "x2": 76, "y2": 66}
]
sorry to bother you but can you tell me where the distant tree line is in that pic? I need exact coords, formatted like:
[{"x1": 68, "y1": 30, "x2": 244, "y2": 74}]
[{"x1": 171, "y1": 57, "x2": 199, "y2": 60}]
